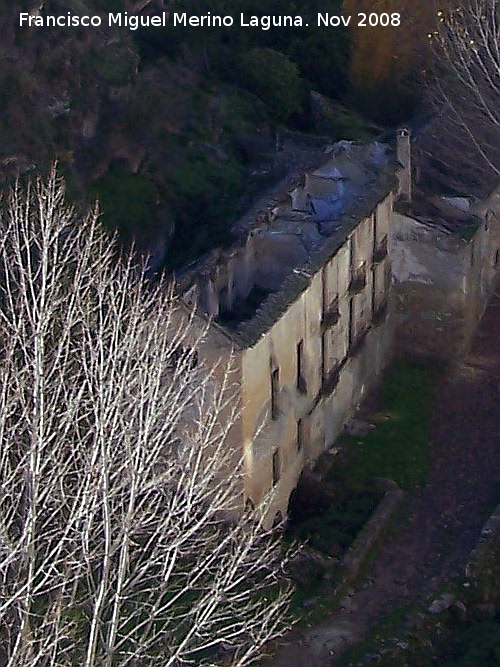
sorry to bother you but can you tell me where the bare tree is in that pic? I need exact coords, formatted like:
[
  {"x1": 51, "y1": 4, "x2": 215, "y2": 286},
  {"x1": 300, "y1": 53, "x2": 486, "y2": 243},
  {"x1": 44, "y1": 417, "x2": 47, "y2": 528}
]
[
  {"x1": 0, "y1": 169, "x2": 292, "y2": 667},
  {"x1": 430, "y1": 0, "x2": 500, "y2": 186}
]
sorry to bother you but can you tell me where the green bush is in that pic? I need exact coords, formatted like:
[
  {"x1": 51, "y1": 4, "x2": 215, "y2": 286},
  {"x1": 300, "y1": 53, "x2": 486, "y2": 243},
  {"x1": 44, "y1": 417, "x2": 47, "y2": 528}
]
[
  {"x1": 287, "y1": 477, "x2": 380, "y2": 558},
  {"x1": 89, "y1": 167, "x2": 159, "y2": 242},
  {"x1": 88, "y1": 45, "x2": 136, "y2": 87},
  {"x1": 442, "y1": 620, "x2": 500, "y2": 666},
  {"x1": 164, "y1": 148, "x2": 244, "y2": 267},
  {"x1": 237, "y1": 47, "x2": 303, "y2": 121}
]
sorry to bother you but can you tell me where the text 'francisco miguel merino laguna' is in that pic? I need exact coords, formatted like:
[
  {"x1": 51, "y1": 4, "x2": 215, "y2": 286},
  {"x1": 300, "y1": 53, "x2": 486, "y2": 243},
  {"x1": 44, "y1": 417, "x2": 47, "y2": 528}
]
[
  {"x1": 19, "y1": 12, "x2": 305, "y2": 30},
  {"x1": 18, "y1": 12, "x2": 369, "y2": 30}
]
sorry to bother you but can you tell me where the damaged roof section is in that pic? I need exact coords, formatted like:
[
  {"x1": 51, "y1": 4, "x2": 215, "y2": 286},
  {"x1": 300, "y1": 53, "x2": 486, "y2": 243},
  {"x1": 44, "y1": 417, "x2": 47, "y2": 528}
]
[
  {"x1": 412, "y1": 109, "x2": 500, "y2": 201},
  {"x1": 403, "y1": 112, "x2": 500, "y2": 239},
  {"x1": 177, "y1": 140, "x2": 397, "y2": 348},
  {"x1": 399, "y1": 194, "x2": 483, "y2": 241}
]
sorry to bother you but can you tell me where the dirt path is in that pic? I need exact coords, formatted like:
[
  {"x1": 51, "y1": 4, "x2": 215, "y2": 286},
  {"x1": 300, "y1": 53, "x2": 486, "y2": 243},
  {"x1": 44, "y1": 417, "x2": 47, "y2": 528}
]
[{"x1": 271, "y1": 292, "x2": 500, "y2": 666}]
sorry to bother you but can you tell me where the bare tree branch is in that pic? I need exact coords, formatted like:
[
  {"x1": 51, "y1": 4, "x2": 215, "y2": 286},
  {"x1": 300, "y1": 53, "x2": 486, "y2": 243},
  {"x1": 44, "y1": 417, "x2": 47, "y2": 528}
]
[
  {"x1": 429, "y1": 0, "x2": 500, "y2": 190},
  {"x1": 0, "y1": 168, "x2": 292, "y2": 667}
]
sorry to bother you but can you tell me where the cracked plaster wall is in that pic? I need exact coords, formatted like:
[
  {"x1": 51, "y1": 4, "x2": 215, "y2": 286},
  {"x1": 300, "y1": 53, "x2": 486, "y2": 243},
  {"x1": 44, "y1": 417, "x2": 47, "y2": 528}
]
[
  {"x1": 390, "y1": 209, "x2": 500, "y2": 358},
  {"x1": 240, "y1": 197, "x2": 393, "y2": 524}
]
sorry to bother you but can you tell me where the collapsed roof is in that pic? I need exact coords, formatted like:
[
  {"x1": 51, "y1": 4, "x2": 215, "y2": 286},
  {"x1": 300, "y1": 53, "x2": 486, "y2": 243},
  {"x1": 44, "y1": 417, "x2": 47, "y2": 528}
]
[
  {"x1": 177, "y1": 140, "x2": 397, "y2": 347},
  {"x1": 405, "y1": 110, "x2": 500, "y2": 238}
]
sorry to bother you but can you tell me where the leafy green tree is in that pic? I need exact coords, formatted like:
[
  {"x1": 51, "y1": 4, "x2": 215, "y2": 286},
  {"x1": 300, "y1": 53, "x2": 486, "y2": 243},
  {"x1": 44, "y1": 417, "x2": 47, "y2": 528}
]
[{"x1": 238, "y1": 47, "x2": 303, "y2": 121}]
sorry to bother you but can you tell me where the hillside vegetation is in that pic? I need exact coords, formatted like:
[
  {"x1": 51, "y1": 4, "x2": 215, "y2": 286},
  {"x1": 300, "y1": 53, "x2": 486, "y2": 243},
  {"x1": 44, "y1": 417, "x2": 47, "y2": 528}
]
[{"x1": 0, "y1": 0, "x2": 434, "y2": 268}]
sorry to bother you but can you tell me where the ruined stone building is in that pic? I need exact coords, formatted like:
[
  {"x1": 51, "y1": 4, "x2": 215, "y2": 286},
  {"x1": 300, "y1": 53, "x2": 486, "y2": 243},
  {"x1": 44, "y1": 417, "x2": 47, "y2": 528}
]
[
  {"x1": 175, "y1": 135, "x2": 408, "y2": 523},
  {"x1": 174, "y1": 123, "x2": 500, "y2": 523},
  {"x1": 390, "y1": 122, "x2": 500, "y2": 359}
]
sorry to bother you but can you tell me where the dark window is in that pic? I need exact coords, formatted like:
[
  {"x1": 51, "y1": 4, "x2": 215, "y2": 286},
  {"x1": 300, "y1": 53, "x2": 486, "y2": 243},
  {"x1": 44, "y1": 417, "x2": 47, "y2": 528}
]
[
  {"x1": 350, "y1": 328, "x2": 369, "y2": 356},
  {"x1": 167, "y1": 346, "x2": 198, "y2": 373},
  {"x1": 321, "y1": 265, "x2": 328, "y2": 314},
  {"x1": 297, "y1": 419, "x2": 303, "y2": 453},
  {"x1": 244, "y1": 499, "x2": 255, "y2": 513},
  {"x1": 349, "y1": 262, "x2": 367, "y2": 294},
  {"x1": 296, "y1": 340, "x2": 307, "y2": 394},
  {"x1": 384, "y1": 261, "x2": 391, "y2": 293},
  {"x1": 348, "y1": 298, "x2": 354, "y2": 348},
  {"x1": 485, "y1": 210, "x2": 492, "y2": 231},
  {"x1": 373, "y1": 236, "x2": 388, "y2": 263},
  {"x1": 272, "y1": 449, "x2": 281, "y2": 486},
  {"x1": 321, "y1": 332, "x2": 327, "y2": 385},
  {"x1": 321, "y1": 296, "x2": 340, "y2": 329},
  {"x1": 373, "y1": 297, "x2": 389, "y2": 325},
  {"x1": 321, "y1": 367, "x2": 340, "y2": 396},
  {"x1": 271, "y1": 367, "x2": 280, "y2": 420},
  {"x1": 371, "y1": 264, "x2": 376, "y2": 319}
]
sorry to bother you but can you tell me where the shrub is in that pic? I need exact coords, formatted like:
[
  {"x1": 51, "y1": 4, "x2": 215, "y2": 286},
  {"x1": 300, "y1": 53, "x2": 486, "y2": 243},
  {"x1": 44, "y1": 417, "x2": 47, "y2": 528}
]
[{"x1": 237, "y1": 47, "x2": 303, "y2": 121}]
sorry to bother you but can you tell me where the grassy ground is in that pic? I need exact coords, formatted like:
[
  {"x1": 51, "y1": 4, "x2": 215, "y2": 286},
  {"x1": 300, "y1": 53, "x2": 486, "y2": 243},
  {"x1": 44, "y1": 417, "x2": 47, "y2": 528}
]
[
  {"x1": 329, "y1": 359, "x2": 446, "y2": 491},
  {"x1": 439, "y1": 619, "x2": 500, "y2": 667},
  {"x1": 285, "y1": 359, "x2": 445, "y2": 624},
  {"x1": 326, "y1": 358, "x2": 500, "y2": 667},
  {"x1": 335, "y1": 599, "x2": 500, "y2": 667}
]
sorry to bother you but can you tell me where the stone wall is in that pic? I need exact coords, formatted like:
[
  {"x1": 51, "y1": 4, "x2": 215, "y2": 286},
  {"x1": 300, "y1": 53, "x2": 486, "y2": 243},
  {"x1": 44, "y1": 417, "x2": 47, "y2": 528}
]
[
  {"x1": 390, "y1": 209, "x2": 500, "y2": 359},
  {"x1": 241, "y1": 195, "x2": 393, "y2": 524},
  {"x1": 168, "y1": 303, "x2": 246, "y2": 513}
]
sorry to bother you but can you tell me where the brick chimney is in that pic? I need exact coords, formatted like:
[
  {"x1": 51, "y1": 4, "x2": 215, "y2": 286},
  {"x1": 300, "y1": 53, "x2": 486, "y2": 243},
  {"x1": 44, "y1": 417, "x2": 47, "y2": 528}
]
[{"x1": 396, "y1": 128, "x2": 412, "y2": 202}]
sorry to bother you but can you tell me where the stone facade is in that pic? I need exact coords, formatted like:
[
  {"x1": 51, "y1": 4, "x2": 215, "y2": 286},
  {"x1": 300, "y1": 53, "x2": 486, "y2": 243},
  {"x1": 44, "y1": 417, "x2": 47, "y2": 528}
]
[
  {"x1": 173, "y1": 126, "x2": 500, "y2": 524},
  {"x1": 391, "y1": 184, "x2": 500, "y2": 359},
  {"x1": 240, "y1": 197, "x2": 393, "y2": 521},
  {"x1": 177, "y1": 139, "x2": 398, "y2": 524}
]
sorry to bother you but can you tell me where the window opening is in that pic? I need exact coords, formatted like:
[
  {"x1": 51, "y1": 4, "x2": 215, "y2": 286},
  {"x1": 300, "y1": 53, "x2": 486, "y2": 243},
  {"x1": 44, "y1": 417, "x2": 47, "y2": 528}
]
[
  {"x1": 271, "y1": 367, "x2": 280, "y2": 420},
  {"x1": 348, "y1": 298, "x2": 354, "y2": 348},
  {"x1": 297, "y1": 419, "x2": 303, "y2": 453},
  {"x1": 296, "y1": 340, "x2": 306, "y2": 394},
  {"x1": 321, "y1": 332, "x2": 327, "y2": 385},
  {"x1": 167, "y1": 346, "x2": 198, "y2": 372},
  {"x1": 272, "y1": 449, "x2": 281, "y2": 486}
]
